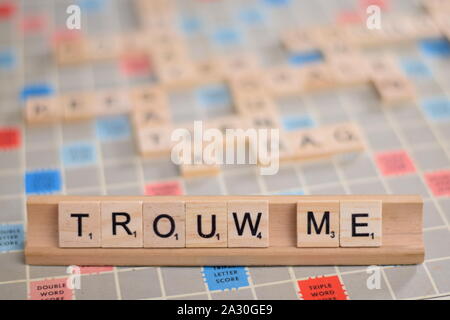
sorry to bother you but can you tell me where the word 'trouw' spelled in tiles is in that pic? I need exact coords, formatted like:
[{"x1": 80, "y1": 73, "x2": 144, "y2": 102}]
[{"x1": 58, "y1": 199, "x2": 382, "y2": 248}]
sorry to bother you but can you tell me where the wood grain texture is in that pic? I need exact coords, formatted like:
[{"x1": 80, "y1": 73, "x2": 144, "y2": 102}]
[
  {"x1": 297, "y1": 200, "x2": 339, "y2": 248},
  {"x1": 227, "y1": 200, "x2": 269, "y2": 247},
  {"x1": 340, "y1": 200, "x2": 382, "y2": 247},
  {"x1": 101, "y1": 201, "x2": 143, "y2": 248},
  {"x1": 25, "y1": 195, "x2": 424, "y2": 266},
  {"x1": 143, "y1": 201, "x2": 185, "y2": 248},
  {"x1": 59, "y1": 201, "x2": 101, "y2": 247},
  {"x1": 185, "y1": 201, "x2": 227, "y2": 248}
]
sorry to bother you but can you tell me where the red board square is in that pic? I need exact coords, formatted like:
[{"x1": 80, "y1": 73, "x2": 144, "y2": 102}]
[
  {"x1": 359, "y1": 0, "x2": 389, "y2": 11},
  {"x1": 0, "y1": 127, "x2": 21, "y2": 150},
  {"x1": 375, "y1": 150, "x2": 416, "y2": 176},
  {"x1": 80, "y1": 266, "x2": 114, "y2": 275},
  {"x1": 29, "y1": 278, "x2": 73, "y2": 300},
  {"x1": 0, "y1": 2, "x2": 16, "y2": 20},
  {"x1": 298, "y1": 275, "x2": 348, "y2": 300},
  {"x1": 119, "y1": 53, "x2": 152, "y2": 77},
  {"x1": 20, "y1": 15, "x2": 47, "y2": 33},
  {"x1": 336, "y1": 11, "x2": 363, "y2": 25},
  {"x1": 425, "y1": 170, "x2": 450, "y2": 197},
  {"x1": 145, "y1": 181, "x2": 183, "y2": 196}
]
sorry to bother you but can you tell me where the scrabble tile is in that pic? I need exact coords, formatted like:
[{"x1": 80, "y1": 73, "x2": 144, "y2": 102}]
[
  {"x1": 86, "y1": 36, "x2": 121, "y2": 61},
  {"x1": 312, "y1": 26, "x2": 347, "y2": 46},
  {"x1": 143, "y1": 201, "x2": 185, "y2": 247},
  {"x1": 263, "y1": 66, "x2": 303, "y2": 96},
  {"x1": 101, "y1": 201, "x2": 143, "y2": 247},
  {"x1": 367, "y1": 55, "x2": 403, "y2": 80},
  {"x1": 131, "y1": 107, "x2": 172, "y2": 129},
  {"x1": 234, "y1": 94, "x2": 277, "y2": 115},
  {"x1": 340, "y1": 200, "x2": 382, "y2": 247},
  {"x1": 228, "y1": 72, "x2": 266, "y2": 98},
  {"x1": 195, "y1": 60, "x2": 223, "y2": 83},
  {"x1": 156, "y1": 58, "x2": 199, "y2": 88},
  {"x1": 180, "y1": 163, "x2": 221, "y2": 178},
  {"x1": 320, "y1": 41, "x2": 358, "y2": 59},
  {"x1": 205, "y1": 116, "x2": 245, "y2": 145},
  {"x1": 297, "y1": 200, "x2": 339, "y2": 247},
  {"x1": 136, "y1": 126, "x2": 173, "y2": 157},
  {"x1": 25, "y1": 97, "x2": 61, "y2": 124},
  {"x1": 129, "y1": 86, "x2": 168, "y2": 110},
  {"x1": 300, "y1": 63, "x2": 336, "y2": 92},
  {"x1": 244, "y1": 109, "x2": 281, "y2": 129},
  {"x1": 324, "y1": 122, "x2": 365, "y2": 154},
  {"x1": 286, "y1": 127, "x2": 328, "y2": 160},
  {"x1": 227, "y1": 200, "x2": 269, "y2": 247},
  {"x1": 281, "y1": 29, "x2": 317, "y2": 52},
  {"x1": 329, "y1": 56, "x2": 370, "y2": 86},
  {"x1": 59, "y1": 201, "x2": 101, "y2": 247},
  {"x1": 373, "y1": 75, "x2": 416, "y2": 105},
  {"x1": 118, "y1": 32, "x2": 150, "y2": 54},
  {"x1": 54, "y1": 38, "x2": 88, "y2": 65},
  {"x1": 60, "y1": 92, "x2": 96, "y2": 121},
  {"x1": 185, "y1": 201, "x2": 227, "y2": 247},
  {"x1": 151, "y1": 42, "x2": 189, "y2": 65},
  {"x1": 218, "y1": 53, "x2": 261, "y2": 78},
  {"x1": 95, "y1": 90, "x2": 131, "y2": 116}
]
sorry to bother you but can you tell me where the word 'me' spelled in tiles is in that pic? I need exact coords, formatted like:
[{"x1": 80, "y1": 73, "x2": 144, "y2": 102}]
[{"x1": 59, "y1": 199, "x2": 382, "y2": 248}]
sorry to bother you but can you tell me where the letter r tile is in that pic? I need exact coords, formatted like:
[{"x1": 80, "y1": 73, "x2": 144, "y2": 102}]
[
  {"x1": 59, "y1": 201, "x2": 101, "y2": 247},
  {"x1": 101, "y1": 201, "x2": 143, "y2": 248}
]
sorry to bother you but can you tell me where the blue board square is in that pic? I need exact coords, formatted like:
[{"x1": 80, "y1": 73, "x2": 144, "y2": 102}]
[
  {"x1": 62, "y1": 142, "x2": 97, "y2": 168},
  {"x1": 96, "y1": 115, "x2": 131, "y2": 141},
  {"x1": 239, "y1": 8, "x2": 265, "y2": 25},
  {"x1": 77, "y1": 0, "x2": 105, "y2": 12},
  {"x1": 25, "y1": 169, "x2": 62, "y2": 195},
  {"x1": 196, "y1": 84, "x2": 231, "y2": 108},
  {"x1": 282, "y1": 114, "x2": 315, "y2": 131},
  {"x1": 0, "y1": 49, "x2": 15, "y2": 70},
  {"x1": 0, "y1": 224, "x2": 24, "y2": 252},
  {"x1": 274, "y1": 189, "x2": 304, "y2": 195},
  {"x1": 213, "y1": 28, "x2": 242, "y2": 46},
  {"x1": 420, "y1": 38, "x2": 450, "y2": 58},
  {"x1": 288, "y1": 51, "x2": 323, "y2": 66},
  {"x1": 400, "y1": 58, "x2": 431, "y2": 78},
  {"x1": 263, "y1": 0, "x2": 290, "y2": 7},
  {"x1": 203, "y1": 266, "x2": 249, "y2": 291},
  {"x1": 20, "y1": 84, "x2": 54, "y2": 102},
  {"x1": 422, "y1": 97, "x2": 450, "y2": 121},
  {"x1": 180, "y1": 16, "x2": 202, "y2": 35}
]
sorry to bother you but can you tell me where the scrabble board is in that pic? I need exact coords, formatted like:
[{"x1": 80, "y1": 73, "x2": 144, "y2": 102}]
[{"x1": 0, "y1": 0, "x2": 450, "y2": 300}]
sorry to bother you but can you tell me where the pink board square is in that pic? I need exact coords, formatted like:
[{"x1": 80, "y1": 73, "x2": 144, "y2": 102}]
[
  {"x1": 375, "y1": 150, "x2": 416, "y2": 176},
  {"x1": 29, "y1": 278, "x2": 73, "y2": 300},
  {"x1": 425, "y1": 170, "x2": 450, "y2": 197},
  {"x1": 145, "y1": 181, "x2": 183, "y2": 196}
]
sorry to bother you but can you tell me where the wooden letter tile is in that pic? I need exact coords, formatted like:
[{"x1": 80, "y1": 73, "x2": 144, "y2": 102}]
[
  {"x1": 143, "y1": 201, "x2": 185, "y2": 248},
  {"x1": 25, "y1": 97, "x2": 61, "y2": 125},
  {"x1": 373, "y1": 75, "x2": 416, "y2": 105},
  {"x1": 340, "y1": 200, "x2": 382, "y2": 247},
  {"x1": 59, "y1": 201, "x2": 101, "y2": 247},
  {"x1": 227, "y1": 200, "x2": 269, "y2": 247},
  {"x1": 60, "y1": 92, "x2": 96, "y2": 121},
  {"x1": 95, "y1": 89, "x2": 131, "y2": 116},
  {"x1": 297, "y1": 200, "x2": 339, "y2": 247},
  {"x1": 101, "y1": 201, "x2": 143, "y2": 247},
  {"x1": 136, "y1": 126, "x2": 173, "y2": 157},
  {"x1": 185, "y1": 201, "x2": 227, "y2": 247}
]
